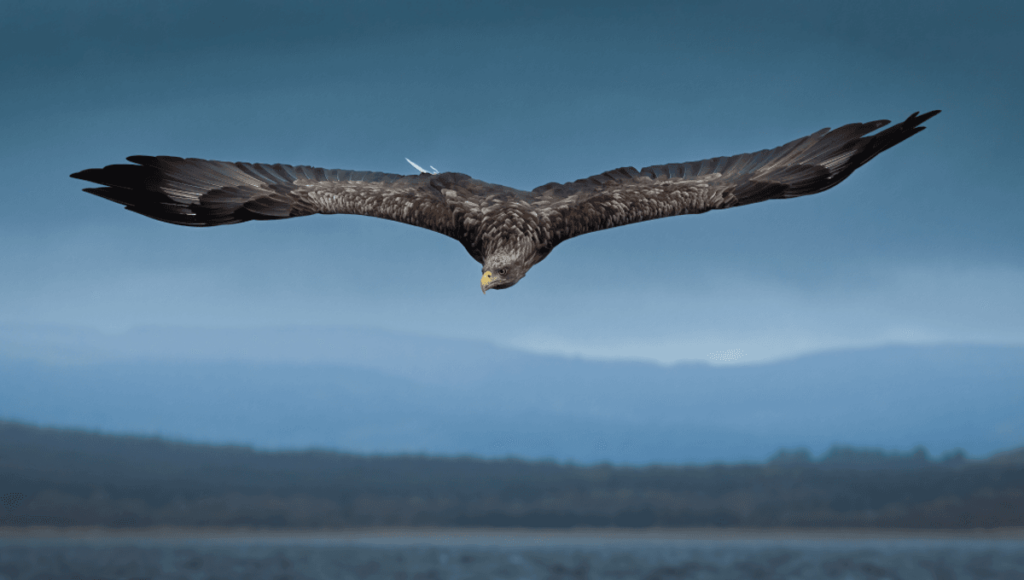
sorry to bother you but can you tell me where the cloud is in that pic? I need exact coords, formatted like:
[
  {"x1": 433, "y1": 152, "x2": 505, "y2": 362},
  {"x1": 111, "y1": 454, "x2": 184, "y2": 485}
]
[
  {"x1": 2, "y1": 220, "x2": 1020, "y2": 366},
  {"x1": 501, "y1": 262, "x2": 1024, "y2": 364}
]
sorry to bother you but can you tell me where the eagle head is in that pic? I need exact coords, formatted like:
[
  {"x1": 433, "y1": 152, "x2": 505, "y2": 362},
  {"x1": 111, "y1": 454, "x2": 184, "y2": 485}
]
[{"x1": 480, "y1": 248, "x2": 534, "y2": 293}]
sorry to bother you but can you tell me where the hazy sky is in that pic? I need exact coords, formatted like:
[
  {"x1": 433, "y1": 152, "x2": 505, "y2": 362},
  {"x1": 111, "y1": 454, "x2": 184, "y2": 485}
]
[{"x1": 1, "y1": 0, "x2": 1021, "y2": 364}]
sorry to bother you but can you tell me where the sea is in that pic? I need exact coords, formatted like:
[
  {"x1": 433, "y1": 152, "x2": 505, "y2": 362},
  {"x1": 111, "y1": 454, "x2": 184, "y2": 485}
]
[{"x1": 1, "y1": 528, "x2": 1023, "y2": 580}]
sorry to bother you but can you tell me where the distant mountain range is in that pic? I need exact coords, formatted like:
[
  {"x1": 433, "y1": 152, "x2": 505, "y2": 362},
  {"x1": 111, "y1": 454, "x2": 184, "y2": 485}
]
[{"x1": 1, "y1": 324, "x2": 1022, "y2": 464}]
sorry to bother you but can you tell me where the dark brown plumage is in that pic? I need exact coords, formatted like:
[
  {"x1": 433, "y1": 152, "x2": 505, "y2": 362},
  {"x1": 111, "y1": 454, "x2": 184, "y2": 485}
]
[{"x1": 72, "y1": 110, "x2": 939, "y2": 292}]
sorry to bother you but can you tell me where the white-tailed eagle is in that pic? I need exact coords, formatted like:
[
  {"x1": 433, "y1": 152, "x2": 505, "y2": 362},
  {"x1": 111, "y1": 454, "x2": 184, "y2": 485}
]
[{"x1": 73, "y1": 111, "x2": 939, "y2": 292}]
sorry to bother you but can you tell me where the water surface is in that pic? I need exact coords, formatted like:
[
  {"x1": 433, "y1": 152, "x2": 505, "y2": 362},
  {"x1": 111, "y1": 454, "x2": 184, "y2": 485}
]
[{"x1": 2, "y1": 528, "x2": 1023, "y2": 579}]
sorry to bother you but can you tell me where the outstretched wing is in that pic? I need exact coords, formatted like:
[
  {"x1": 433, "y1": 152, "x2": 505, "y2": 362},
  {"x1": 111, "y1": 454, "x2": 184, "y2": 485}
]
[
  {"x1": 71, "y1": 156, "x2": 470, "y2": 239},
  {"x1": 531, "y1": 111, "x2": 940, "y2": 242}
]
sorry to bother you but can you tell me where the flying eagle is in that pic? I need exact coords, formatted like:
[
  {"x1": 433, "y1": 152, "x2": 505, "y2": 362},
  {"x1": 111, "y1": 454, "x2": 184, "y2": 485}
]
[{"x1": 72, "y1": 110, "x2": 939, "y2": 292}]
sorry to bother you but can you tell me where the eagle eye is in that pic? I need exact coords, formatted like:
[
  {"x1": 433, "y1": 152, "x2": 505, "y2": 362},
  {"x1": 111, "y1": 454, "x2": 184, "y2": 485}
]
[{"x1": 499, "y1": 268, "x2": 508, "y2": 275}]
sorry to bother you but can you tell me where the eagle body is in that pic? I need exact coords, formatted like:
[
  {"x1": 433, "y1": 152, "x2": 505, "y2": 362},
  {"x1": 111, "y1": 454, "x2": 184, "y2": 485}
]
[{"x1": 72, "y1": 111, "x2": 939, "y2": 292}]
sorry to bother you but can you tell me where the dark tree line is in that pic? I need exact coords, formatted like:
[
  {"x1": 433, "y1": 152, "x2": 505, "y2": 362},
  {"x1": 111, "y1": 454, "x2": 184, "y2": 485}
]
[{"x1": 1, "y1": 420, "x2": 1022, "y2": 528}]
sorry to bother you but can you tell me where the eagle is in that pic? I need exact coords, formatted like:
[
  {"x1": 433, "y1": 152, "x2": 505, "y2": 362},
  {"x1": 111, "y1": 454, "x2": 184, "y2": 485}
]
[{"x1": 72, "y1": 110, "x2": 939, "y2": 293}]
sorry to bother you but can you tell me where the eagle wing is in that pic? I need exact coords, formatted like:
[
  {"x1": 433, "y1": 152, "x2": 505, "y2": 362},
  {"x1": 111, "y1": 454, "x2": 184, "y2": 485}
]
[
  {"x1": 71, "y1": 155, "x2": 477, "y2": 240},
  {"x1": 530, "y1": 111, "x2": 940, "y2": 243}
]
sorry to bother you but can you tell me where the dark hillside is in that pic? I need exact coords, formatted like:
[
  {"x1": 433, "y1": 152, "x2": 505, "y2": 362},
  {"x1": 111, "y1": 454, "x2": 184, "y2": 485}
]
[{"x1": 1, "y1": 421, "x2": 1022, "y2": 528}]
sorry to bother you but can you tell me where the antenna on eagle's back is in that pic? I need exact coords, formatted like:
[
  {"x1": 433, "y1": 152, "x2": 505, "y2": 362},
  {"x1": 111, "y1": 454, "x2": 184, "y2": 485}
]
[{"x1": 406, "y1": 158, "x2": 439, "y2": 175}]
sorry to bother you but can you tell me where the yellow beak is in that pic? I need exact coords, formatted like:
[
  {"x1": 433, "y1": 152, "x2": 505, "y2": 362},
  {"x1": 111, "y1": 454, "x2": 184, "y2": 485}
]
[{"x1": 481, "y1": 270, "x2": 493, "y2": 294}]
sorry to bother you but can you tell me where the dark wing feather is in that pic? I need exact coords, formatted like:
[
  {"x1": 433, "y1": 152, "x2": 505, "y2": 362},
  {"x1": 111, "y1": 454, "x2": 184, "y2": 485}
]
[
  {"x1": 531, "y1": 111, "x2": 939, "y2": 242},
  {"x1": 71, "y1": 156, "x2": 474, "y2": 242}
]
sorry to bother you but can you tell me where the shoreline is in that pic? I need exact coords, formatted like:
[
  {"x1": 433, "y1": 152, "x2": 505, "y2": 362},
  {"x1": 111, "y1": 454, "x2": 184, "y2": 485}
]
[{"x1": 3, "y1": 526, "x2": 1024, "y2": 544}]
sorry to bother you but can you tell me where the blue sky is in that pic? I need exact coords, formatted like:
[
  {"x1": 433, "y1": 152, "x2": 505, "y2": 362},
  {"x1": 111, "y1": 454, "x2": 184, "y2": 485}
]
[{"x1": 1, "y1": 0, "x2": 1021, "y2": 365}]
